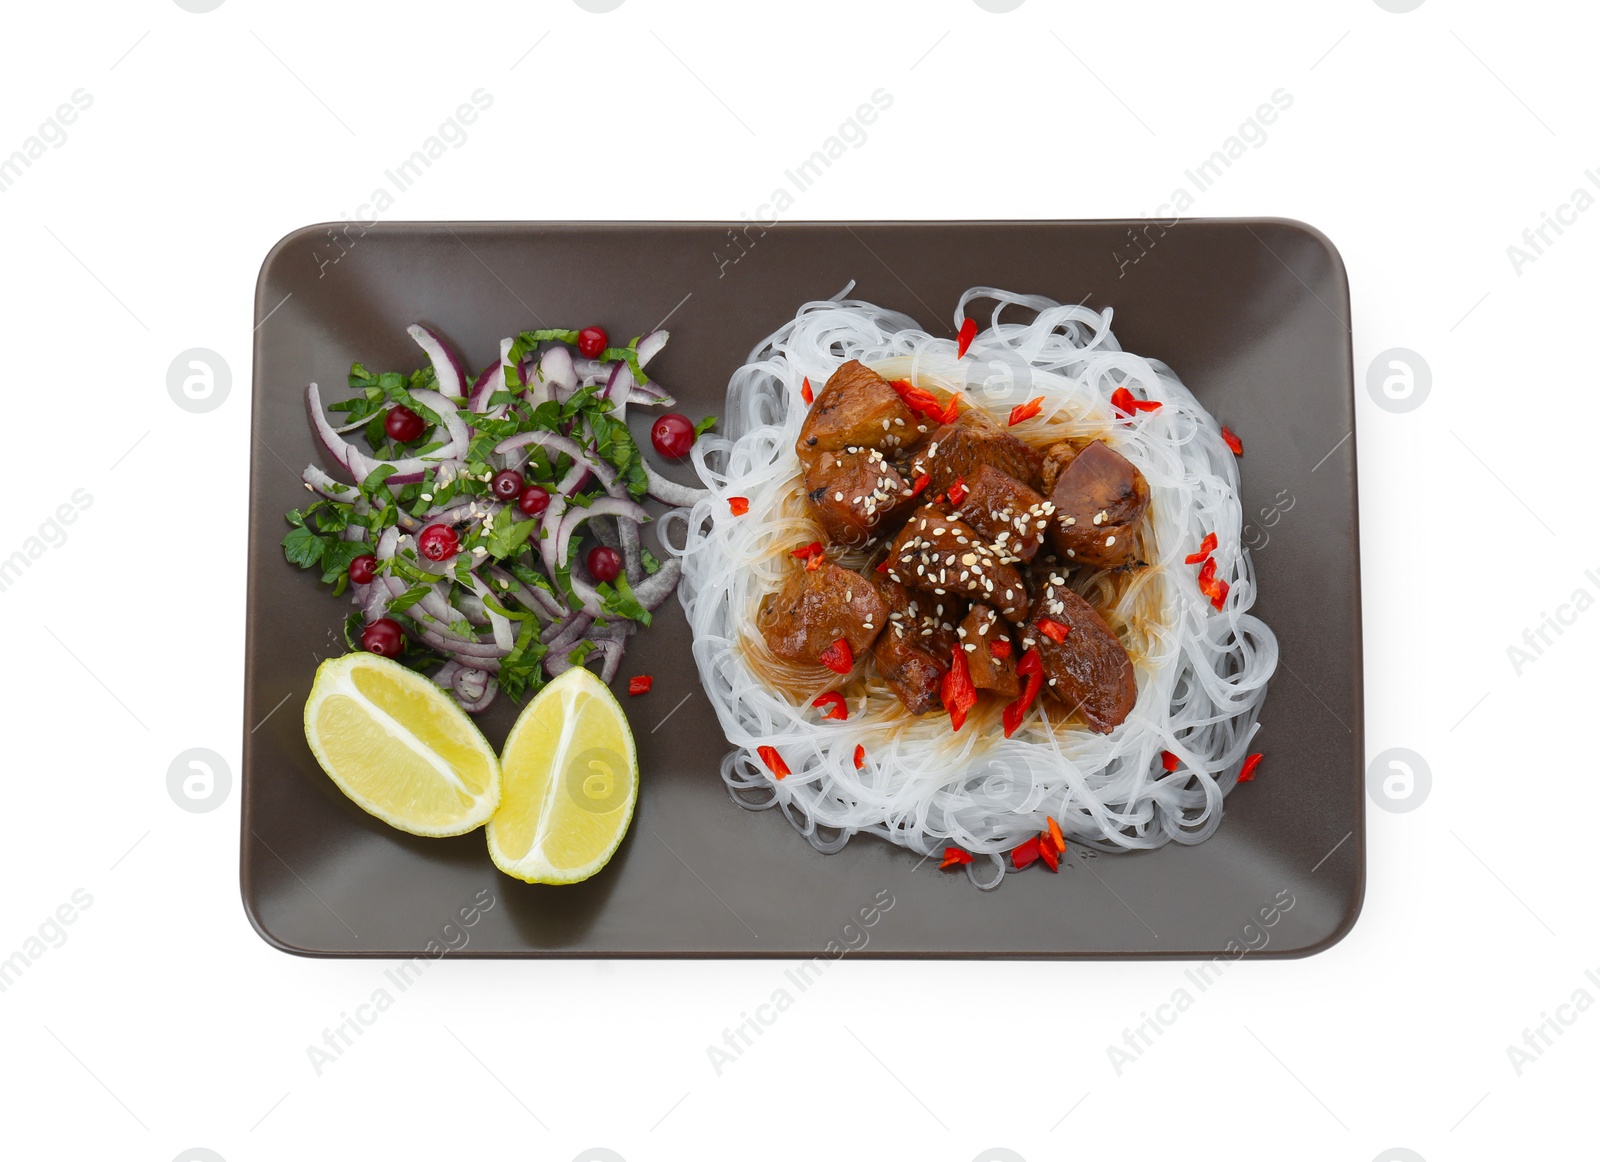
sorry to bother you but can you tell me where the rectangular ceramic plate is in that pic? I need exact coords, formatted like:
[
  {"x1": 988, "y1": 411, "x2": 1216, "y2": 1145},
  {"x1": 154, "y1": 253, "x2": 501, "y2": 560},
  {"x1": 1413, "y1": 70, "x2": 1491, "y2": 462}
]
[{"x1": 243, "y1": 220, "x2": 1362, "y2": 959}]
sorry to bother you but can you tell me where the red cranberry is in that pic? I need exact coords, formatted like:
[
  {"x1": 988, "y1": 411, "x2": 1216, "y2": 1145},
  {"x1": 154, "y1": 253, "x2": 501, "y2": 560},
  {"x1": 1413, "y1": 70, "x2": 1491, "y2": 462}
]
[
  {"x1": 348, "y1": 554, "x2": 377, "y2": 585},
  {"x1": 490, "y1": 470, "x2": 524, "y2": 500},
  {"x1": 517, "y1": 484, "x2": 550, "y2": 516},
  {"x1": 385, "y1": 405, "x2": 426, "y2": 443},
  {"x1": 418, "y1": 524, "x2": 459, "y2": 562},
  {"x1": 361, "y1": 618, "x2": 404, "y2": 658},
  {"x1": 587, "y1": 545, "x2": 622, "y2": 583},
  {"x1": 651, "y1": 412, "x2": 696, "y2": 459},
  {"x1": 576, "y1": 326, "x2": 608, "y2": 360}
]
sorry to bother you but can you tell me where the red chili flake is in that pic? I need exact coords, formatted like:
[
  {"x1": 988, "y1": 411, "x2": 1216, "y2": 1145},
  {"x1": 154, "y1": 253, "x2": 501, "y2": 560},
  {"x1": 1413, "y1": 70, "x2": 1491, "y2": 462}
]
[
  {"x1": 940, "y1": 846, "x2": 974, "y2": 869},
  {"x1": 956, "y1": 317, "x2": 977, "y2": 358},
  {"x1": 875, "y1": 559, "x2": 891, "y2": 574},
  {"x1": 889, "y1": 378, "x2": 943, "y2": 419},
  {"x1": 728, "y1": 496, "x2": 749, "y2": 515},
  {"x1": 1110, "y1": 386, "x2": 1136, "y2": 416},
  {"x1": 757, "y1": 745, "x2": 790, "y2": 779},
  {"x1": 791, "y1": 540, "x2": 823, "y2": 559},
  {"x1": 1046, "y1": 816, "x2": 1066, "y2": 853},
  {"x1": 1238, "y1": 752, "x2": 1264, "y2": 782},
  {"x1": 947, "y1": 476, "x2": 969, "y2": 507},
  {"x1": 801, "y1": 376, "x2": 813, "y2": 406},
  {"x1": 628, "y1": 675, "x2": 653, "y2": 696},
  {"x1": 1038, "y1": 838, "x2": 1060, "y2": 872},
  {"x1": 818, "y1": 637, "x2": 854, "y2": 675},
  {"x1": 1008, "y1": 396, "x2": 1044, "y2": 426},
  {"x1": 1209, "y1": 577, "x2": 1230, "y2": 611},
  {"x1": 805, "y1": 551, "x2": 823, "y2": 573},
  {"x1": 811, "y1": 692, "x2": 848, "y2": 721},
  {"x1": 1161, "y1": 750, "x2": 1179, "y2": 772},
  {"x1": 939, "y1": 392, "x2": 962, "y2": 425},
  {"x1": 853, "y1": 744, "x2": 865, "y2": 770},
  {"x1": 941, "y1": 645, "x2": 978, "y2": 732},
  {"x1": 1011, "y1": 836, "x2": 1042, "y2": 870},
  {"x1": 910, "y1": 473, "x2": 931, "y2": 496},
  {"x1": 1221, "y1": 425, "x2": 1243, "y2": 455},
  {"x1": 1196, "y1": 556, "x2": 1229, "y2": 610},
  {"x1": 1184, "y1": 532, "x2": 1218, "y2": 565},
  {"x1": 1037, "y1": 618, "x2": 1070, "y2": 644},
  {"x1": 989, "y1": 639, "x2": 1012, "y2": 660},
  {"x1": 1003, "y1": 649, "x2": 1045, "y2": 738}
]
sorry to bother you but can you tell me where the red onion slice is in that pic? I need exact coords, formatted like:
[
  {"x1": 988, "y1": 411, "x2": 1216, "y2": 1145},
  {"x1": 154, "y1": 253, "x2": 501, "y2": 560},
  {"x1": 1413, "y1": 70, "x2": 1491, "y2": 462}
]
[{"x1": 407, "y1": 323, "x2": 468, "y2": 401}]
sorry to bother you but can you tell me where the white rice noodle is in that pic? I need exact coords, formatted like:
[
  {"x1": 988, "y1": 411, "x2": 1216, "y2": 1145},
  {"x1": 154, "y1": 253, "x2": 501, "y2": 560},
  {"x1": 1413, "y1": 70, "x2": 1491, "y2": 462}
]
[{"x1": 671, "y1": 286, "x2": 1278, "y2": 888}]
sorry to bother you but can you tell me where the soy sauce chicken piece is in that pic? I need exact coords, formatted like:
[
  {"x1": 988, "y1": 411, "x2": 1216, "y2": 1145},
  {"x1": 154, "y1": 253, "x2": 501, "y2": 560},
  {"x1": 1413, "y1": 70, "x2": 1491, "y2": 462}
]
[
  {"x1": 757, "y1": 559, "x2": 888, "y2": 666},
  {"x1": 870, "y1": 581, "x2": 963, "y2": 715},
  {"x1": 950, "y1": 463, "x2": 1051, "y2": 563},
  {"x1": 1044, "y1": 439, "x2": 1150, "y2": 569},
  {"x1": 885, "y1": 504, "x2": 1031, "y2": 623},
  {"x1": 1021, "y1": 576, "x2": 1136, "y2": 734},
  {"x1": 803, "y1": 447, "x2": 912, "y2": 548},
  {"x1": 910, "y1": 408, "x2": 1042, "y2": 494},
  {"x1": 957, "y1": 604, "x2": 1021, "y2": 698},
  {"x1": 795, "y1": 360, "x2": 919, "y2": 464}
]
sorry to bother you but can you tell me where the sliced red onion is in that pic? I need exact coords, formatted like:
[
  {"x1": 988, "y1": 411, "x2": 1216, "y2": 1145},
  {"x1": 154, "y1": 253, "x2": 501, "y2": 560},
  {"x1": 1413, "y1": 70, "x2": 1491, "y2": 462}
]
[
  {"x1": 307, "y1": 383, "x2": 467, "y2": 486},
  {"x1": 626, "y1": 380, "x2": 676, "y2": 408},
  {"x1": 452, "y1": 666, "x2": 497, "y2": 712},
  {"x1": 635, "y1": 329, "x2": 668, "y2": 368},
  {"x1": 631, "y1": 558, "x2": 682, "y2": 611},
  {"x1": 542, "y1": 611, "x2": 593, "y2": 650},
  {"x1": 467, "y1": 574, "x2": 515, "y2": 652},
  {"x1": 538, "y1": 344, "x2": 576, "y2": 405},
  {"x1": 595, "y1": 638, "x2": 624, "y2": 684},
  {"x1": 617, "y1": 519, "x2": 644, "y2": 584},
  {"x1": 483, "y1": 565, "x2": 566, "y2": 621},
  {"x1": 407, "y1": 323, "x2": 468, "y2": 401},
  {"x1": 643, "y1": 462, "x2": 709, "y2": 507}
]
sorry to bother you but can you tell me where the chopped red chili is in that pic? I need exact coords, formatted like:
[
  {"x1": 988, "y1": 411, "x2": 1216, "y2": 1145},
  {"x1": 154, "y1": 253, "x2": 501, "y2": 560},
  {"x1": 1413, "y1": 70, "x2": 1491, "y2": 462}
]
[
  {"x1": 1238, "y1": 752, "x2": 1264, "y2": 782},
  {"x1": 989, "y1": 639, "x2": 1012, "y2": 660},
  {"x1": 1111, "y1": 386, "x2": 1161, "y2": 415},
  {"x1": 757, "y1": 745, "x2": 790, "y2": 779},
  {"x1": 941, "y1": 645, "x2": 978, "y2": 732},
  {"x1": 1037, "y1": 618, "x2": 1070, "y2": 644},
  {"x1": 805, "y1": 551, "x2": 823, "y2": 572},
  {"x1": 1008, "y1": 396, "x2": 1044, "y2": 426},
  {"x1": 939, "y1": 392, "x2": 962, "y2": 425},
  {"x1": 910, "y1": 472, "x2": 931, "y2": 496},
  {"x1": 800, "y1": 376, "x2": 813, "y2": 406},
  {"x1": 811, "y1": 691, "x2": 848, "y2": 721},
  {"x1": 1221, "y1": 425, "x2": 1243, "y2": 455},
  {"x1": 940, "y1": 846, "x2": 974, "y2": 869},
  {"x1": 1161, "y1": 750, "x2": 1179, "y2": 772},
  {"x1": 1002, "y1": 649, "x2": 1045, "y2": 738},
  {"x1": 874, "y1": 559, "x2": 891, "y2": 574},
  {"x1": 791, "y1": 540, "x2": 823, "y2": 559},
  {"x1": 1011, "y1": 836, "x2": 1042, "y2": 870},
  {"x1": 1209, "y1": 577, "x2": 1230, "y2": 610},
  {"x1": 1196, "y1": 555, "x2": 1228, "y2": 609},
  {"x1": 728, "y1": 496, "x2": 749, "y2": 516},
  {"x1": 1184, "y1": 532, "x2": 1218, "y2": 565},
  {"x1": 818, "y1": 637, "x2": 853, "y2": 675},
  {"x1": 853, "y1": 743, "x2": 865, "y2": 770},
  {"x1": 1046, "y1": 816, "x2": 1065, "y2": 853},
  {"x1": 1037, "y1": 838, "x2": 1060, "y2": 872},
  {"x1": 627, "y1": 675, "x2": 653, "y2": 696},
  {"x1": 956, "y1": 317, "x2": 977, "y2": 358},
  {"x1": 889, "y1": 379, "x2": 945, "y2": 421},
  {"x1": 947, "y1": 476, "x2": 969, "y2": 507}
]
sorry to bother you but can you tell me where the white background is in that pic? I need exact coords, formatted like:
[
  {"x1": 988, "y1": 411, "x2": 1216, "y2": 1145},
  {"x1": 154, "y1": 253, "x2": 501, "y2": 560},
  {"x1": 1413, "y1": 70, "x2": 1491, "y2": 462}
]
[{"x1": 0, "y1": 1, "x2": 1593, "y2": 1160}]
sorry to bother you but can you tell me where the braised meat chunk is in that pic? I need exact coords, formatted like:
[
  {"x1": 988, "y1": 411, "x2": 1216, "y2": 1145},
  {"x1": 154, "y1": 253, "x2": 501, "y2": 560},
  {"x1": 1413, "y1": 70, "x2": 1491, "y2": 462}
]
[
  {"x1": 757, "y1": 559, "x2": 888, "y2": 666},
  {"x1": 803, "y1": 447, "x2": 912, "y2": 547},
  {"x1": 796, "y1": 360, "x2": 918, "y2": 463},
  {"x1": 885, "y1": 504, "x2": 1031, "y2": 623},
  {"x1": 1023, "y1": 577, "x2": 1136, "y2": 734},
  {"x1": 951, "y1": 463, "x2": 1050, "y2": 563},
  {"x1": 871, "y1": 581, "x2": 963, "y2": 715},
  {"x1": 1044, "y1": 439, "x2": 1150, "y2": 568},
  {"x1": 910, "y1": 408, "x2": 1042, "y2": 494},
  {"x1": 957, "y1": 604, "x2": 1020, "y2": 698}
]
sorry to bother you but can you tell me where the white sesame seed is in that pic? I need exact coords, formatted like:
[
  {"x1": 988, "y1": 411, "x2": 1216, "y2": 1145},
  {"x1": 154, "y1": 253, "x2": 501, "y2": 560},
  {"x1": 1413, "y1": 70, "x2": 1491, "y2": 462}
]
[
  {"x1": 834, "y1": 492, "x2": 844, "y2": 502},
  {"x1": 1106, "y1": 535, "x2": 1116, "y2": 546}
]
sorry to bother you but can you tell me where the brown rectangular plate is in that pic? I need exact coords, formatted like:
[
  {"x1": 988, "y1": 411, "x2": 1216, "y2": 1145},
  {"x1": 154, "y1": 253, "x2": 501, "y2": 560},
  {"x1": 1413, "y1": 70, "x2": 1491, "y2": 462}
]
[{"x1": 243, "y1": 220, "x2": 1362, "y2": 958}]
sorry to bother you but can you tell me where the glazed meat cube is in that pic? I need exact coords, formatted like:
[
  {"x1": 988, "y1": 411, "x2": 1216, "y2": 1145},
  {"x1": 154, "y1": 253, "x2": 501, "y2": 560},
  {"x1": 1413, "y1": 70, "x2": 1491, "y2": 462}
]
[
  {"x1": 803, "y1": 447, "x2": 912, "y2": 547},
  {"x1": 951, "y1": 463, "x2": 1050, "y2": 563},
  {"x1": 885, "y1": 505, "x2": 1031, "y2": 623},
  {"x1": 796, "y1": 360, "x2": 918, "y2": 463},
  {"x1": 870, "y1": 581, "x2": 963, "y2": 715},
  {"x1": 910, "y1": 408, "x2": 1042, "y2": 494},
  {"x1": 1022, "y1": 576, "x2": 1136, "y2": 734},
  {"x1": 757, "y1": 560, "x2": 888, "y2": 666},
  {"x1": 1044, "y1": 439, "x2": 1150, "y2": 568},
  {"x1": 957, "y1": 604, "x2": 1020, "y2": 698}
]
